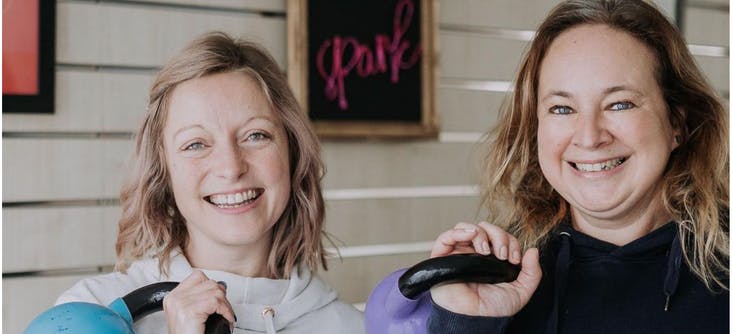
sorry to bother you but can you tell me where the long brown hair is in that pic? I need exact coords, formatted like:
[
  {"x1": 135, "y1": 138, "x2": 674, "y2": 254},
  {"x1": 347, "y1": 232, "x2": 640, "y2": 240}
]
[
  {"x1": 115, "y1": 32, "x2": 328, "y2": 278},
  {"x1": 481, "y1": 0, "x2": 728, "y2": 290}
]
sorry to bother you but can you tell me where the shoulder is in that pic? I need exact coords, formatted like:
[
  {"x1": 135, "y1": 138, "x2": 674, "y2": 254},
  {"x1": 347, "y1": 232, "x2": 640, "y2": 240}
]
[
  {"x1": 55, "y1": 271, "x2": 139, "y2": 306},
  {"x1": 55, "y1": 258, "x2": 164, "y2": 306}
]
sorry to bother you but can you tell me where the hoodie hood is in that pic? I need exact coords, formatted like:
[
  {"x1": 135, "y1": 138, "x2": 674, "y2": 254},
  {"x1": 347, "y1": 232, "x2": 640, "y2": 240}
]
[{"x1": 149, "y1": 250, "x2": 338, "y2": 333}]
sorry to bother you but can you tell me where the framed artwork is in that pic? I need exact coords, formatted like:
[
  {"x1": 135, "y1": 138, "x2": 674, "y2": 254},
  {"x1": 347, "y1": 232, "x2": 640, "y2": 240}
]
[
  {"x1": 3, "y1": 0, "x2": 56, "y2": 114},
  {"x1": 287, "y1": 0, "x2": 438, "y2": 138}
]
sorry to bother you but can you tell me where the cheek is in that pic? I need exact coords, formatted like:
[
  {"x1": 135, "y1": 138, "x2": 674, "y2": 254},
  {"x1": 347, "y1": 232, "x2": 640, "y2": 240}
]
[
  {"x1": 613, "y1": 115, "x2": 672, "y2": 150},
  {"x1": 166, "y1": 156, "x2": 201, "y2": 194},
  {"x1": 270, "y1": 152, "x2": 291, "y2": 185},
  {"x1": 537, "y1": 123, "x2": 562, "y2": 158}
]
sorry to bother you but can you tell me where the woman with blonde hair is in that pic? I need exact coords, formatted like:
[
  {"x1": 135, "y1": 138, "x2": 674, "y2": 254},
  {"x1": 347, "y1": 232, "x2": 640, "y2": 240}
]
[
  {"x1": 56, "y1": 32, "x2": 364, "y2": 334},
  {"x1": 426, "y1": 0, "x2": 728, "y2": 333}
]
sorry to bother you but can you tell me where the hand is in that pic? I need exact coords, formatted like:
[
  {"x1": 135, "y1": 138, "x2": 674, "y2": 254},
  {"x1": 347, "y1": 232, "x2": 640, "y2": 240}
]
[
  {"x1": 163, "y1": 270, "x2": 235, "y2": 334},
  {"x1": 429, "y1": 222, "x2": 541, "y2": 317}
]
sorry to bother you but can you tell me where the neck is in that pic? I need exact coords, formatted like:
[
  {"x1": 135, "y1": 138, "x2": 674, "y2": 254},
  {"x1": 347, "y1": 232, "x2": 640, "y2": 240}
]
[
  {"x1": 184, "y1": 236, "x2": 272, "y2": 278},
  {"x1": 570, "y1": 197, "x2": 671, "y2": 246}
]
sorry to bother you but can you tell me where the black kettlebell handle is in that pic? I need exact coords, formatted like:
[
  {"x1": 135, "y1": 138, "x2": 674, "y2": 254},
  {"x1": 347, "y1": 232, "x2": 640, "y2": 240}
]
[
  {"x1": 397, "y1": 253, "x2": 522, "y2": 299},
  {"x1": 123, "y1": 282, "x2": 230, "y2": 334}
]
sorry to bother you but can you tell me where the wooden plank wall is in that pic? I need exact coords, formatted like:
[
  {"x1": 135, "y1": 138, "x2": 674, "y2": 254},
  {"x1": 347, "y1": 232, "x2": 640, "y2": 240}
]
[{"x1": 3, "y1": 0, "x2": 728, "y2": 332}]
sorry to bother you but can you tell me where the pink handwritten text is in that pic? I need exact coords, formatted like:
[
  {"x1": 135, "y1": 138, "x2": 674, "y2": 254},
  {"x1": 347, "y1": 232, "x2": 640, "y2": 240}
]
[{"x1": 316, "y1": 0, "x2": 422, "y2": 110}]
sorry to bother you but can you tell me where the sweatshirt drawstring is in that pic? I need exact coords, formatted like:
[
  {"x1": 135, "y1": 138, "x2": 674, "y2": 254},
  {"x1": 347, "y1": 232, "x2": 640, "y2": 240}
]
[
  {"x1": 546, "y1": 231, "x2": 572, "y2": 334},
  {"x1": 663, "y1": 231, "x2": 683, "y2": 311},
  {"x1": 262, "y1": 306, "x2": 276, "y2": 334}
]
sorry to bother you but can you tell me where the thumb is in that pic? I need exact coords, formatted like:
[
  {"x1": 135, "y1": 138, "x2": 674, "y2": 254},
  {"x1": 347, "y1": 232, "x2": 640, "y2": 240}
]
[{"x1": 513, "y1": 248, "x2": 542, "y2": 300}]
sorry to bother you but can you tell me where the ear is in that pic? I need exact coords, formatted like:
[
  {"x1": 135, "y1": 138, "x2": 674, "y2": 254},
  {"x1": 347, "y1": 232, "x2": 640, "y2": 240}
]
[
  {"x1": 671, "y1": 130, "x2": 681, "y2": 150},
  {"x1": 669, "y1": 106, "x2": 684, "y2": 151}
]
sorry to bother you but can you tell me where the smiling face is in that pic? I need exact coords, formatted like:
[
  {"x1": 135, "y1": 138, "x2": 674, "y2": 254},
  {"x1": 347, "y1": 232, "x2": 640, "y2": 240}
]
[
  {"x1": 163, "y1": 71, "x2": 291, "y2": 259},
  {"x1": 536, "y1": 24, "x2": 679, "y2": 231}
]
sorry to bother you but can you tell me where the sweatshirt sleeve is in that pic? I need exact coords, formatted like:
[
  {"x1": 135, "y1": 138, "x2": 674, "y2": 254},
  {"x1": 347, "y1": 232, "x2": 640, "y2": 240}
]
[{"x1": 427, "y1": 299, "x2": 512, "y2": 334}]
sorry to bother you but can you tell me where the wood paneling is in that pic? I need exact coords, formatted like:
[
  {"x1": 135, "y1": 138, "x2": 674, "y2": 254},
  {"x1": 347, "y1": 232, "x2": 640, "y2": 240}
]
[
  {"x1": 320, "y1": 252, "x2": 431, "y2": 303},
  {"x1": 321, "y1": 140, "x2": 483, "y2": 189},
  {"x1": 439, "y1": 0, "x2": 561, "y2": 30},
  {"x1": 684, "y1": 7, "x2": 729, "y2": 47},
  {"x1": 3, "y1": 70, "x2": 152, "y2": 132},
  {"x1": 134, "y1": 0, "x2": 286, "y2": 12},
  {"x1": 3, "y1": 139, "x2": 132, "y2": 202},
  {"x1": 56, "y1": 2, "x2": 286, "y2": 67},
  {"x1": 3, "y1": 274, "x2": 103, "y2": 334},
  {"x1": 439, "y1": 88, "x2": 506, "y2": 132},
  {"x1": 440, "y1": 32, "x2": 530, "y2": 81},
  {"x1": 3, "y1": 207, "x2": 120, "y2": 272}
]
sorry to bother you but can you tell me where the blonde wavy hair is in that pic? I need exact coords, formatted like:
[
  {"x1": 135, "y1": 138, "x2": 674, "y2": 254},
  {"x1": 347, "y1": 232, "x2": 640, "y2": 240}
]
[
  {"x1": 481, "y1": 0, "x2": 728, "y2": 291},
  {"x1": 115, "y1": 32, "x2": 328, "y2": 279}
]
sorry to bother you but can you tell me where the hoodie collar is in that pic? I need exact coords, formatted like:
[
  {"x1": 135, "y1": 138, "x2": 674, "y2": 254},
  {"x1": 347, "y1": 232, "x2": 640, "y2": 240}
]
[
  {"x1": 556, "y1": 222, "x2": 677, "y2": 259},
  {"x1": 146, "y1": 249, "x2": 338, "y2": 333}
]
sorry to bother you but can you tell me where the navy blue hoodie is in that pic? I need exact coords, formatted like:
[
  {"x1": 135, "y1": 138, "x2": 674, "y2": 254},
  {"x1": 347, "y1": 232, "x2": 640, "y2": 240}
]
[{"x1": 427, "y1": 222, "x2": 729, "y2": 333}]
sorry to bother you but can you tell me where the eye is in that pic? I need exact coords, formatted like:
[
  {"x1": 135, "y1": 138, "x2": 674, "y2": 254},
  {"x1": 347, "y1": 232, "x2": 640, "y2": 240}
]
[
  {"x1": 183, "y1": 142, "x2": 206, "y2": 151},
  {"x1": 246, "y1": 131, "x2": 271, "y2": 142},
  {"x1": 609, "y1": 101, "x2": 636, "y2": 111},
  {"x1": 549, "y1": 105, "x2": 574, "y2": 115}
]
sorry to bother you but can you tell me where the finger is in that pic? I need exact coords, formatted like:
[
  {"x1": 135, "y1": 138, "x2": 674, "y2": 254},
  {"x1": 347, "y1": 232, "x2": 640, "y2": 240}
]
[
  {"x1": 452, "y1": 222, "x2": 491, "y2": 255},
  {"x1": 214, "y1": 298, "x2": 237, "y2": 325},
  {"x1": 513, "y1": 248, "x2": 542, "y2": 301},
  {"x1": 431, "y1": 224, "x2": 478, "y2": 257},
  {"x1": 462, "y1": 222, "x2": 496, "y2": 256},
  {"x1": 477, "y1": 222, "x2": 510, "y2": 260},
  {"x1": 214, "y1": 281, "x2": 235, "y2": 324},
  {"x1": 178, "y1": 270, "x2": 209, "y2": 289},
  {"x1": 507, "y1": 236, "x2": 522, "y2": 264}
]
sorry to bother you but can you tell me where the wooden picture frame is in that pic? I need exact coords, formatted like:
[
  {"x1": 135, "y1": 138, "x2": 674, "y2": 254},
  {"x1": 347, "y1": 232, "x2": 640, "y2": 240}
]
[
  {"x1": 287, "y1": 0, "x2": 438, "y2": 138},
  {"x1": 2, "y1": 0, "x2": 56, "y2": 114}
]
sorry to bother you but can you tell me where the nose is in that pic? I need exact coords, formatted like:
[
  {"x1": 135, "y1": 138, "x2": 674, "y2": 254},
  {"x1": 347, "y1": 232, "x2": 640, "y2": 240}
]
[
  {"x1": 572, "y1": 112, "x2": 612, "y2": 149},
  {"x1": 213, "y1": 142, "x2": 247, "y2": 180}
]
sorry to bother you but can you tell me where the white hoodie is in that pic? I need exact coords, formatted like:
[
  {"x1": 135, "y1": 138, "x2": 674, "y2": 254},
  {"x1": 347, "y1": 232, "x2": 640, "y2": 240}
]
[{"x1": 56, "y1": 250, "x2": 365, "y2": 334}]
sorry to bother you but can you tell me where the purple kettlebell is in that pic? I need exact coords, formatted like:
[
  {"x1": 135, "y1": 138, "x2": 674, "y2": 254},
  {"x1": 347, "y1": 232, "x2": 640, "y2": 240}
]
[{"x1": 365, "y1": 253, "x2": 521, "y2": 334}]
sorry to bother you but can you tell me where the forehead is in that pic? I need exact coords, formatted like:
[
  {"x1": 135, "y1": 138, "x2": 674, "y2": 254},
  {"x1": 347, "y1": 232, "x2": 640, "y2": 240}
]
[
  {"x1": 164, "y1": 71, "x2": 277, "y2": 128},
  {"x1": 538, "y1": 24, "x2": 659, "y2": 90}
]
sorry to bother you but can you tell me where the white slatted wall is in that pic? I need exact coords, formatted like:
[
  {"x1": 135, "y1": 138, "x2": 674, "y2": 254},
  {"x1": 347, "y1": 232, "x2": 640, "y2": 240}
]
[{"x1": 3, "y1": 0, "x2": 728, "y2": 332}]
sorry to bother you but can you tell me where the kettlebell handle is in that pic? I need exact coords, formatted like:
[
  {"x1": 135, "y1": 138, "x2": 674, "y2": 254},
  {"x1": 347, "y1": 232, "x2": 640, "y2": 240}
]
[
  {"x1": 397, "y1": 253, "x2": 521, "y2": 299},
  {"x1": 123, "y1": 282, "x2": 231, "y2": 334}
]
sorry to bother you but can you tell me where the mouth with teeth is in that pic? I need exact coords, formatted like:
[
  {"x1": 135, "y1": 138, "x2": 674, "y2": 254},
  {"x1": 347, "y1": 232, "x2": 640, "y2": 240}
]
[
  {"x1": 571, "y1": 157, "x2": 627, "y2": 172},
  {"x1": 205, "y1": 188, "x2": 264, "y2": 208}
]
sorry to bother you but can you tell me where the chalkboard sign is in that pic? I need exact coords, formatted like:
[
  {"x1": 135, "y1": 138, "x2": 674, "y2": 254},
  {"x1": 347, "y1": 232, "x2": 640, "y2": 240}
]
[{"x1": 287, "y1": 0, "x2": 438, "y2": 138}]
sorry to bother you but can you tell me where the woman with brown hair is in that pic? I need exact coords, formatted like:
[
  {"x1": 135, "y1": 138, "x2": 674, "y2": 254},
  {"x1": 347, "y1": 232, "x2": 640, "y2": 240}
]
[
  {"x1": 427, "y1": 0, "x2": 728, "y2": 333},
  {"x1": 56, "y1": 32, "x2": 364, "y2": 334}
]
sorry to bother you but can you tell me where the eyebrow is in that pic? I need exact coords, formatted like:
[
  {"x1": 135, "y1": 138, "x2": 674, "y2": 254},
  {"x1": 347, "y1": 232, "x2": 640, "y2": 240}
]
[
  {"x1": 603, "y1": 85, "x2": 642, "y2": 96},
  {"x1": 173, "y1": 124, "x2": 204, "y2": 139},
  {"x1": 540, "y1": 85, "x2": 643, "y2": 102}
]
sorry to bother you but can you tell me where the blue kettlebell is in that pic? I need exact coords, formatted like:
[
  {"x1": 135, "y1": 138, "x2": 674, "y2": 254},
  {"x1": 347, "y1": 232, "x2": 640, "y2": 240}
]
[{"x1": 23, "y1": 282, "x2": 230, "y2": 334}]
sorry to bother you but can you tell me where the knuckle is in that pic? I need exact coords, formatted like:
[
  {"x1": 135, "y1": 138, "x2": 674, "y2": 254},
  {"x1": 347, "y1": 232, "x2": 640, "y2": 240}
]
[{"x1": 453, "y1": 221, "x2": 469, "y2": 228}]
